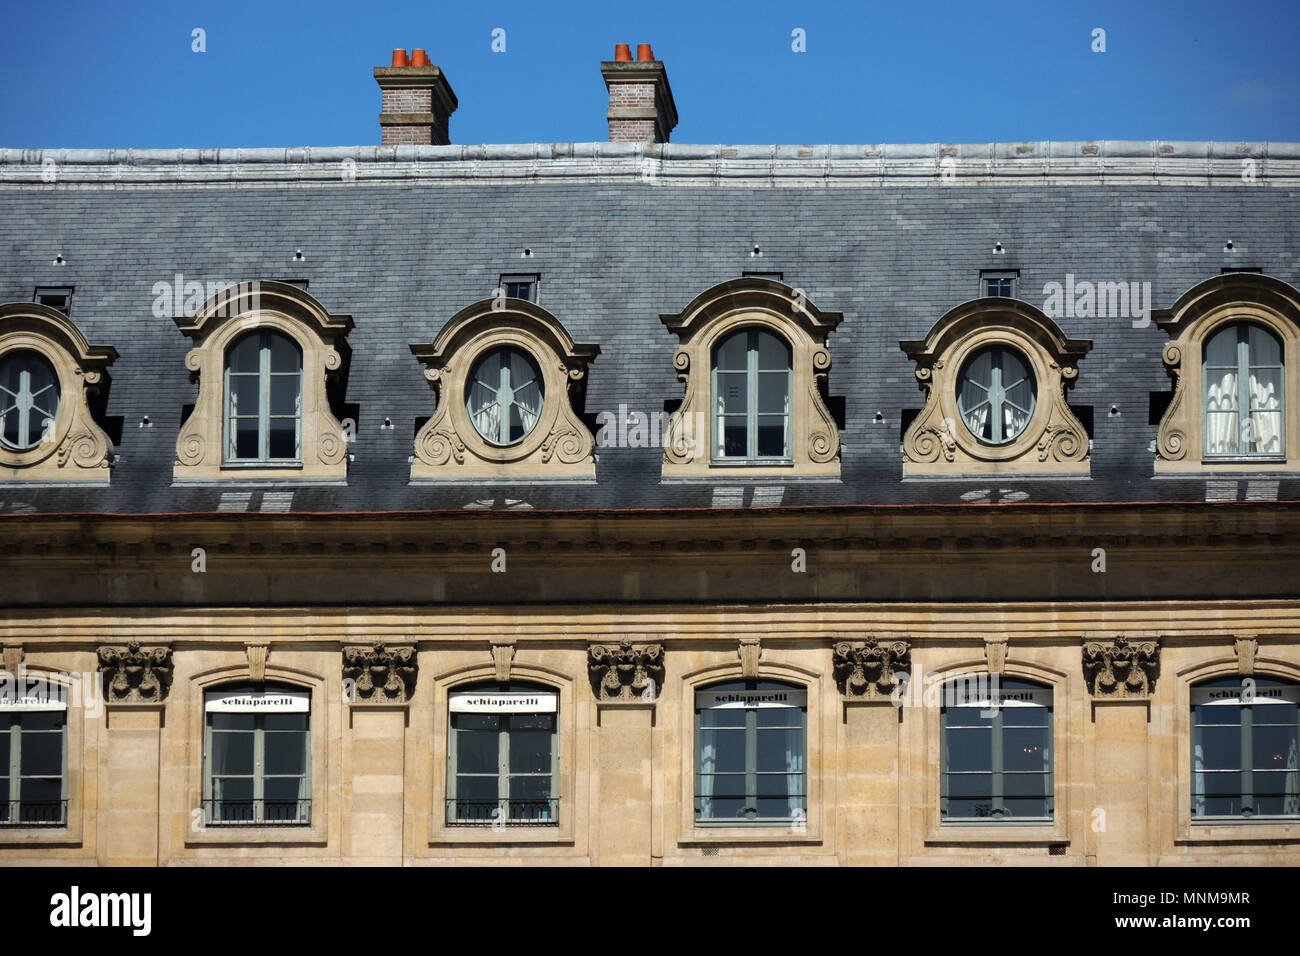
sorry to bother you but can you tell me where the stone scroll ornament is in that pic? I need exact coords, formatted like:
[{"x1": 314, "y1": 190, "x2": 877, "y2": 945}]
[
  {"x1": 587, "y1": 640, "x2": 666, "y2": 701},
  {"x1": 342, "y1": 642, "x2": 417, "y2": 703},
  {"x1": 98, "y1": 642, "x2": 173, "y2": 702},
  {"x1": 1081, "y1": 636, "x2": 1160, "y2": 699},
  {"x1": 832, "y1": 639, "x2": 911, "y2": 699}
]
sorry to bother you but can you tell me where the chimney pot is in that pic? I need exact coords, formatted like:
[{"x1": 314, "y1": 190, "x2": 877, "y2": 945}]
[
  {"x1": 601, "y1": 45, "x2": 677, "y2": 143},
  {"x1": 375, "y1": 50, "x2": 458, "y2": 145}
]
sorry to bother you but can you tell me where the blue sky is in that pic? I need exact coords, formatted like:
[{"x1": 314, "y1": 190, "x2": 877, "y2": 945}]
[{"x1": 1, "y1": 0, "x2": 1297, "y2": 147}]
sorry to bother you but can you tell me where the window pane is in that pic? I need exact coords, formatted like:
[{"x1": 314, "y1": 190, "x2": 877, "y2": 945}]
[
  {"x1": 1253, "y1": 723, "x2": 1298, "y2": 772},
  {"x1": 701, "y1": 727, "x2": 746, "y2": 774},
  {"x1": 210, "y1": 730, "x2": 255, "y2": 776},
  {"x1": 270, "y1": 374, "x2": 300, "y2": 417},
  {"x1": 211, "y1": 713, "x2": 256, "y2": 732},
  {"x1": 229, "y1": 374, "x2": 260, "y2": 416},
  {"x1": 722, "y1": 419, "x2": 747, "y2": 457},
  {"x1": 212, "y1": 776, "x2": 254, "y2": 803},
  {"x1": 1194, "y1": 725, "x2": 1241, "y2": 771},
  {"x1": 454, "y1": 717, "x2": 499, "y2": 775},
  {"x1": 0, "y1": 727, "x2": 8, "y2": 776},
  {"x1": 263, "y1": 731, "x2": 307, "y2": 776},
  {"x1": 1247, "y1": 325, "x2": 1283, "y2": 366},
  {"x1": 268, "y1": 334, "x2": 301, "y2": 373},
  {"x1": 262, "y1": 776, "x2": 307, "y2": 817},
  {"x1": 20, "y1": 711, "x2": 62, "y2": 732},
  {"x1": 945, "y1": 727, "x2": 992, "y2": 773},
  {"x1": 507, "y1": 725, "x2": 552, "y2": 775},
  {"x1": 756, "y1": 416, "x2": 787, "y2": 457},
  {"x1": 1003, "y1": 727, "x2": 1050, "y2": 772},
  {"x1": 0, "y1": 350, "x2": 61, "y2": 450},
  {"x1": 234, "y1": 418, "x2": 260, "y2": 459},
  {"x1": 268, "y1": 418, "x2": 298, "y2": 459},
  {"x1": 262, "y1": 713, "x2": 308, "y2": 732},
  {"x1": 1193, "y1": 704, "x2": 1241, "y2": 726},
  {"x1": 1204, "y1": 325, "x2": 1238, "y2": 367},
  {"x1": 757, "y1": 372, "x2": 789, "y2": 415},
  {"x1": 946, "y1": 774, "x2": 994, "y2": 799},
  {"x1": 508, "y1": 774, "x2": 553, "y2": 803},
  {"x1": 755, "y1": 331, "x2": 791, "y2": 370},
  {"x1": 18, "y1": 777, "x2": 62, "y2": 821},
  {"x1": 717, "y1": 371, "x2": 748, "y2": 415},
  {"x1": 227, "y1": 334, "x2": 261, "y2": 373},
  {"x1": 714, "y1": 332, "x2": 748, "y2": 371},
  {"x1": 699, "y1": 707, "x2": 746, "y2": 729},
  {"x1": 454, "y1": 775, "x2": 498, "y2": 805},
  {"x1": 755, "y1": 725, "x2": 804, "y2": 773},
  {"x1": 19, "y1": 731, "x2": 61, "y2": 777}
]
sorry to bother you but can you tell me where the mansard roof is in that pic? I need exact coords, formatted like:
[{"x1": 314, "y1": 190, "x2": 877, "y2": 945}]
[{"x1": 1, "y1": 141, "x2": 1298, "y2": 516}]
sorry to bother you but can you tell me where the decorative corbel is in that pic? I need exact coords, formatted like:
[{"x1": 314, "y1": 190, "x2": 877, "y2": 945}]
[
  {"x1": 1235, "y1": 636, "x2": 1259, "y2": 677},
  {"x1": 832, "y1": 637, "x2": 911, "y2": 700},
  {"x1": 490, "y1": 638, "x2": 516, "y2": 684},
  {"x1": 97, "y1": 641, "x2": 174, "y2": 703},
  {"x1": 246, "y1": 643, "x2": 269, "y2": 683},
  {"x1": 587, "y1": 640, "x2": 666, "y2": 701},
  {"x1": 985, "y1": 635, "x2": 1008, "y2": 675},
  {"x1": 738, "y1": 637, "x2": 761, "y2": 679},
  {"x1": 1081, "y1": 634, "x2": 1160, "y2": 699},
  {"x1": 341, "y1": 642, "x2": 417, "y2": 704}
]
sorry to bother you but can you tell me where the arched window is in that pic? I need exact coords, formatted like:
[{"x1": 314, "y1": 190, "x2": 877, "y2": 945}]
[
  {"x1": 1202, "y1": 322, "x2": 1284, "y2": 458},
  {"x1": 465, "y1": 346, "x2": 545, "y2": 446},
  {"x1": 956, "y1": 345, "x2": 1037, "y2": 445},
  {"x1": 0, "y1": 687, "x2": 68, "y2": 828},
  {"x1": 0, "y1": 350, "x2": 60, "y2": 451},
  {"x1": 224, "y1": 330, "x2": 302, "y2": 463},
  {"x1": 940, "y1": 676, "x2": 1053, "y2": 822},
  {"x1": 711, "y1": 328, "x2": 792, "y2": 461},
  {"x1": 1192, "y1": 677, "x2": 1299, "y2": 821},
  {"x1": 447, "y1": 682, "x2": 559, "y2": 826},
  {"x1": 203, "y1": 684, "x2": 311, "y2": 825},
  {"x1": 694, "y1": 680, "x2": 806, "y2": 825}
]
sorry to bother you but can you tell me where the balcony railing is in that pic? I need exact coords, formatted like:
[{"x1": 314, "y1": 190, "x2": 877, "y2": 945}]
[
  {"x1": 0, "y1": 800, "x2": 68, "y2": 827},
  {"x1": 203, "y1": 798, "x2": 312, "y2": 827},
  {"x1": 446, "y1": 798, "x2": 559, "y2": 827}
]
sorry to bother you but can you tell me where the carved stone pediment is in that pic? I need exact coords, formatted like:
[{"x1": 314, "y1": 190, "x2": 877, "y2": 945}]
[
  {"x1": 658, "y1": 278, "x2": 843, "y2": 478},
  {"x1": 588, "y1": 640, "x2": 665, "y2": 701},
  {"x1": 98, "y1": 641, "x2": 173, "y2": 703},
  {"x1": 342, "y1": 642, "x2": 417, "y2": 703},
  {"x1": 409, "y1": 299, "x2": 599, "y2": 480},
  {"x1": 900, "y1": 298, "x2": 1092, "y2": 475},
  {"x1": 833, "y1": 638, "x2": 911, "y2": 699},
  {"x1": 0, "y1": 303, "x2": 118, "y2": 481},
  {"x1": 1081, "y1": 635, "x2": 1160, "y2": 699}
]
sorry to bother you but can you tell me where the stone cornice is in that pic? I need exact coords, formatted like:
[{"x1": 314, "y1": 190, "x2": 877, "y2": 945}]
[{"x1": 2, "y1": 141, "x2": 1296, "y2": 188}]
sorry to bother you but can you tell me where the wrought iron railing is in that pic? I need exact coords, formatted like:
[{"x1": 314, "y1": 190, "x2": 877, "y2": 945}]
[
  {"x1": 0, "y1": 800, "x2": 68, "y2": 827},
  {"x1": 202, "y1": 798, "x2": 312, "y2": 826},
  {"x1": 445, "y1": 798, "x2": 559, "y2": 827}
]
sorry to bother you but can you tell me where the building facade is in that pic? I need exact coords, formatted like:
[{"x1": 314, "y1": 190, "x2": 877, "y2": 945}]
[{"x1": 0, "y1": 48, "x2": 1299, "y2": 866}]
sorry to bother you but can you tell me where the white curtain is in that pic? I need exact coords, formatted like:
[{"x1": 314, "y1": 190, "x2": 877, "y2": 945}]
[
  {"x1": 1250, "y1": 373, "x2": 1282, "y2": 454},
  {"x1": 784, "y1": 726, "x2": 804, "y2": 817},
  {"x1": 1193, "y1": 743, "x2": 1206, "y2": 816},
  {"x1": 1205, "y1": 371, "x2": 1239, "y2": 454},
  {"x1": 1286, "y1": 736, "x2": 1300, "y2": 817},
  {"x1": 472, "y1": 402, "x2": 501, "y2": 441},
  {"x1": 964, "y1": 406, "x2": 988, "y2": 437},
  {"x1": 1003, "y1": 406, "x2": 1029, "y2": 440},
  {"x1": 698, "y1": 742, "x2": 715, "y2": 818}
]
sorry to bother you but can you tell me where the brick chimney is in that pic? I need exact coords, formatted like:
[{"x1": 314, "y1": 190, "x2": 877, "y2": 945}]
[
  {"x1": 600, "y1": 43, "x2": 678, "y2": 143},
  {"x1": 374, "y1": 49, "x2": 458, "y2": 145}
]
